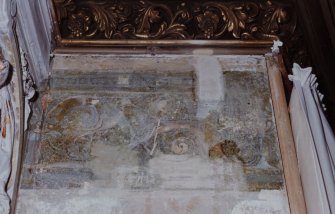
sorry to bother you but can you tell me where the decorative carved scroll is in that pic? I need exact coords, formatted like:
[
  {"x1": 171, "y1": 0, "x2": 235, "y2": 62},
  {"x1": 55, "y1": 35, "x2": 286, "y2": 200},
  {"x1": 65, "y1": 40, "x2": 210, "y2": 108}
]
[
  {"x1": 20, "y1": 51, "x2": 36, "y2": 131},
  {"x1": 52, "y1": 0, "x2": 295, "y2": 46}
]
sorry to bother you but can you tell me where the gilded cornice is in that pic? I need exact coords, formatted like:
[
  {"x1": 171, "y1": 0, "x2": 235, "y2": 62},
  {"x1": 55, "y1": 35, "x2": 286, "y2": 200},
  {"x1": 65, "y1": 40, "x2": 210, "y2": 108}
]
[{"x1": 51, "y1": 0, "x2": 296, "y2": 47}]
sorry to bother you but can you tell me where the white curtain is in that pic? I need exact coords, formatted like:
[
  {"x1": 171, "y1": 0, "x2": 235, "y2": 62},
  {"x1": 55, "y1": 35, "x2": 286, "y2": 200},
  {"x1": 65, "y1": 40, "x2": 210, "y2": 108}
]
[{"x1": 289, "y1": 63, "x2": 335, "y2": 214}]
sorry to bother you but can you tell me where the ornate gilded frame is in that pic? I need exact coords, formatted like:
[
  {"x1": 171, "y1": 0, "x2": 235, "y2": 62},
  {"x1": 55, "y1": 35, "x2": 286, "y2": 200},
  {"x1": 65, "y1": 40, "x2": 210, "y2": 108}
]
[{"x1": 50, "y1": 0, "x2": 295, "y2": 49}]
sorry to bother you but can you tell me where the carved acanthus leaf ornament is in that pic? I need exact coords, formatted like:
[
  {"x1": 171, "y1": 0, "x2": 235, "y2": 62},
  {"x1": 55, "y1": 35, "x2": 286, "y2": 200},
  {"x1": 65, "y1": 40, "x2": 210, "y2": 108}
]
[{"x1": 53, "y1": 0, "x2": 295, "y2": 43}]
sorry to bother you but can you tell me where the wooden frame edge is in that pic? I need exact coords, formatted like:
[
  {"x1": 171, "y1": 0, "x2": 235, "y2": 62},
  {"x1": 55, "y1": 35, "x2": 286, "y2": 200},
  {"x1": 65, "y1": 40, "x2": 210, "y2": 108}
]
[
  {"x1": 266, "y1": 55, "x2": 307, "y2": 214},
  {"x1": 58, "y1": 39, "x2": 273, "y2": 47},
  {"x1": 53, "y1": 40, "x2": 273, "y2": 55}
]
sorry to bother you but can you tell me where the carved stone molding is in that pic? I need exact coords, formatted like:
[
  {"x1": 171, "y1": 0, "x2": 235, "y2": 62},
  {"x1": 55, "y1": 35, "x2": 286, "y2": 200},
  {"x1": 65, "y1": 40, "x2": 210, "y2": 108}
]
[{"x1": 52, "y1": 0, "x2": 296, "y2": 47}]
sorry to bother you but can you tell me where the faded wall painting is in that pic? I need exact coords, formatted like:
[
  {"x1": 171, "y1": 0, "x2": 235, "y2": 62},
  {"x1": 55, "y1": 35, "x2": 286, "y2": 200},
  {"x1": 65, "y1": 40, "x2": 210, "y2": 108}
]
[{"x1": 17, "y1": 55, "x2": 289, "y2": 213}]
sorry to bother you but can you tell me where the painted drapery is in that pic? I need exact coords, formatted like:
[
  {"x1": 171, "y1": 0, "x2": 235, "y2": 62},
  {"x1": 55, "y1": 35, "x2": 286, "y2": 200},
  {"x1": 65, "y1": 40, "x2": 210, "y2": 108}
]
[{"x1": 0, "y1": 60, "x2": 14, "y2": 214}]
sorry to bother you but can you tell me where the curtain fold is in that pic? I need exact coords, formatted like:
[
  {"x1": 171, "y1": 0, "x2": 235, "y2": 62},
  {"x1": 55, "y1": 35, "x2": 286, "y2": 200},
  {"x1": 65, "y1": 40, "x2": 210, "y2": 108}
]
[{"x1": 289, "y1": 63, "x2": 335, "y2": 214}]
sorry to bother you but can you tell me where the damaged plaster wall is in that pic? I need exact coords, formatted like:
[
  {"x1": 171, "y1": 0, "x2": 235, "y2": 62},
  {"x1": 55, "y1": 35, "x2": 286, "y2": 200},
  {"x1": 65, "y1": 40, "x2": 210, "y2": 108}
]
[{"x1": 17, "y1": 54, "x2": 289, "y2": 213}]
